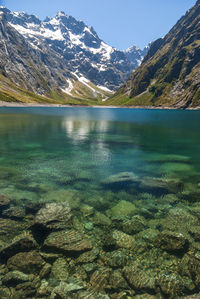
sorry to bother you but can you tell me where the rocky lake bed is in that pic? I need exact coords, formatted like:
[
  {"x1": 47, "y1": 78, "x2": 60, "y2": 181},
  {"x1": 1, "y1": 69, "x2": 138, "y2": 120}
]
[{"x1": 0, "y1": 107, "x2": 200, "y2": 298}]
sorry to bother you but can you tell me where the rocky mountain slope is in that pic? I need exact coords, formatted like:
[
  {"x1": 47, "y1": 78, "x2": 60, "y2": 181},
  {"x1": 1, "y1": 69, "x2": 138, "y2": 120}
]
[
  {"x1": 0, "y1": 7, "x2": 148, "y2": 104},
  {"x1": 108, "y1": 0, "x2": 200, "y2": 108}
]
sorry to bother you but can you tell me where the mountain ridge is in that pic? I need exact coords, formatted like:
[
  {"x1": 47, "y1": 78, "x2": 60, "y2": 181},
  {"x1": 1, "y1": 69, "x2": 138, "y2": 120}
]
[
  {"x1": 0, "y1": 6, "x2": 148, "y2": 104},
  {"x1": 108, "y1": 0, "x2": 200, "y2": 108}
]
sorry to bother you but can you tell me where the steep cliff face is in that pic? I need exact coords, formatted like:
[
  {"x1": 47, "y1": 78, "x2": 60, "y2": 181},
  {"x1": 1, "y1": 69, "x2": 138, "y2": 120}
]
[
  {"x1": 0, "y1": 7, "x2": 148, "y2": 104},
  {"x1": 109, "y1": 0, "x2": 200, "y2": 108}
]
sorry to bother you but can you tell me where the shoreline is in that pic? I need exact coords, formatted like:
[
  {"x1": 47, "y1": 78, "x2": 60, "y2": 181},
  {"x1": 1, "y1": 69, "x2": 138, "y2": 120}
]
[{"x1": 0, "y1": 100, "x2": 200, "y2": 110}]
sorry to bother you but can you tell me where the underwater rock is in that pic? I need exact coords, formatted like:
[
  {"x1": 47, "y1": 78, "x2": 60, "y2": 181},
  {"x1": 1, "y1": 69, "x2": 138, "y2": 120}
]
[
  {"x1": 84, "y1": 222, "x2": 94, "y2": 231},
  {"x1": 101, "y1": 250, "x2": 130, "y2": 268},
  {"x1": 110, "y1": 200, "x2": 137, "y2": 217},
  {"x1": 76, "y1": 248, "x2": 99, "y2": 264},
  {"x1": 157, "y1": 272, "x2": 195, "y2": 296},
  {"x1": 2, "y1": 206, "x2": 26, "y2": 220},
  {"x1": 0, "y1": 218, "x2": 28, "y2": 241},
  {"x1": 101, "y1": 172, "x2": 139, "y2": 187},
  {"x1": 0, "y1": 233, "x2": 38, "y2": 260},
  {"x1": 136, "y1": 228, "x2": 160, "y2": 244},
  {"x1": 122, "y1": 215, "x2": 147, "y2": 235},
  {"x1": 2, "y1": 270, "x2": 30, "y2": 286},
  {"x1": 42, "y1": 189, "x2": 81, "y2": 209},
  {"x1": 7, "y1": 251, "x2": 45, "y2": 274},
  {"x1": 109, "y1": 270, "x2": 129, "y2": 290},
  {"x1": 80, "y1": 204, "x2": 94, "y2": 217},
  {"x1": 123, "y1": 263, "x2": 156, "y2": 291},
  {"x1": 89, "y1": 268, "x2": 111, "y2": 292},
  {"x1": 51, "y1": 278, "x2": 86, "y2": 299},
  {"x1": 139, "y1": 177, "x2": 182, "y2": 193},
  {"x1": 44, "y1": 229, "x2": 93, "y2": 253},
  {"x1": 155, "y1": 231, "x2": 189, "y2": 253},
  {"x1": 133, "y1": 295, "x2": 157, "y2": 299},
  {"x1": 0, "y1": 195, "x2": 10, "y2": 211},
  {"x1": 112, "y1": 230, "x2": 135, "y2": 249},
  {"x1": 86, "y1": 194, "x2": 111, "y2": 210},
  {"x1": 37, "y1": 279, "x2": 52, "y2": 297},
  {"x1": 50, "y1": 258, "x2": 69, "y2": 282},
  {"x1": 39, "y1": 263, "x2": 51, "y2": 279},
  {"x1": 33, "y1": 202, "x2": 72, "y2": 231},
  {"x1": 76, "y1": 290, "x2": 110, "y2": 299},
  {"x1": 93, "y1": 212, "x2": 112, "y2": 226},
  {"x1": 0, "y1": 287, "x2": 11, "y2": 299}
]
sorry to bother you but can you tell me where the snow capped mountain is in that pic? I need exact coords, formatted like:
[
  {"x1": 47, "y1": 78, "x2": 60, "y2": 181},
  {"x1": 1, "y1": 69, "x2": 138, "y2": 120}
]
[{"x1": 0, "y1": 7, "x2": 148, "y2": 102}]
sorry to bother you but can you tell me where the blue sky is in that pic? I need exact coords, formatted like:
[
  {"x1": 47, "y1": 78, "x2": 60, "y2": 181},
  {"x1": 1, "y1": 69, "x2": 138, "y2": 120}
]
[{"x1": 1, "y1": 0, "x2": 196, "y2": 50}]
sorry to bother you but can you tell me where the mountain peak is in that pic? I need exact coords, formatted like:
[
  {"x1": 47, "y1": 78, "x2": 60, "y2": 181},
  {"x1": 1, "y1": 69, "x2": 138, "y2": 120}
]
[{"x1": 56, "y1": 11, "x2": 67, "y2": 17}]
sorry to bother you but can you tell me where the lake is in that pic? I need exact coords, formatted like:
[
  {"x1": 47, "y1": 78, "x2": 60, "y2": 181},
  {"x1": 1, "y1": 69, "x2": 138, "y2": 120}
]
[{"x1": 0, "y1": 107, "x2": 200, "y2": 298}]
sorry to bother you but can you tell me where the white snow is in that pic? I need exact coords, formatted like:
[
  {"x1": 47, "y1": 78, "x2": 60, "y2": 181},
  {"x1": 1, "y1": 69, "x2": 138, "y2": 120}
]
[
  {"x1": 79, "y1": 76, "x2": 96, "y2": 93},
  {"x1": 9, "y1": 23, "x2": 65, "y2": 41},
  {"x1": 97, "y1": 86, "x2": 113, "y2": 93},
  {"x1": 49, "y1": 18, "x2": 60, "y2": 26},
  {"x1": 61, "y1": 79, "x2": 74, "y2": 96}
]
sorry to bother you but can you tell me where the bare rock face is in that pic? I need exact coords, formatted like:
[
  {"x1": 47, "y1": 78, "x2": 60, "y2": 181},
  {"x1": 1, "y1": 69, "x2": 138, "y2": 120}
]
[
  {"x1": 43, "y1": 229, "x2": 93, "y2": 253},
  {"x1": 33, "y1": 203, "x2": 72, "y2": 231}
]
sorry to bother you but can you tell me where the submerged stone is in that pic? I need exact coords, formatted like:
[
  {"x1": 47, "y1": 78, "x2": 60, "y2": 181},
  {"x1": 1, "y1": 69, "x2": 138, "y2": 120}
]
[
  {"x1": 0, "y1": 233, "x2": 37, "y2": 260},
  {"x1": 110, "y1": 200, "x2": 137, "y2": 217},
  {"x1": 0, "y1": 195, "x2": 10, "y2": 211},
  {"x1": 112, "y1": 230, "x2": 135, "y2": 249},
  {"x1": 51, "y1": 278, "x2": 86, "y2": 298},
  {"x1": 123, "y1": 263, "x2": 156, "y2": 290},
  {"x1": 155, "y1": 231, "x2": 189, "y2": 253},
  {"x1": 2, "y1": 271, "x2": 30, "y2": 286},
  {"x1": 44, "y1": 229, "x2": 93, "y2": 253},
  {"x1": 89, "y1": 268, "x2": 111, "y2": 292},
  {"x1": 2, "y1": 206, "x2": 26, "y2": 220},
  {"x1": 122, "y1": 215, "x2": 146, "y2": 235},
  {"x1": 33, "y1": 202, "x2": 72, "y2": 231},
  {"x1": 93, "y1": 212, "x2": 112, "y2": 226},
  {"x1": 109, "y1": 270, "x2": 128, "y2": 290},
  {"x1": 101, "y1": 172, "x2": 139, "y2": 187},
  {"x1": 42, "y1": 189, "x2": 81, "y2": 209},
  {"x1": 139, "y1": 177, "x2": 182, "y2": 193},
  {"x1": 7, "y1": 251, "x2": 45, "y2": 274},
  {"x1": 50, "y1": 258, "x2": 69, "y2": 282},
  {"x1": 76, "y1": 248, "x2": 99, "y2": 264}
]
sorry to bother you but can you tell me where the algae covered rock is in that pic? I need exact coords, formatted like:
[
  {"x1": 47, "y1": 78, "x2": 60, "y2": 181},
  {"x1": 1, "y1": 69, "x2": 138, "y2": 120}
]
[
  {"x1": 33, "y1": 202, "x2": 72, "y2": 231},
  {"x1": 50, "y1": 258, "x2": 69, "y2": 282},
  {"x1": 112, "y1": 230, "x2": 135, "y2": 249},
  {"x1": 123, "y1": 263, "x2": 156, "y2": 291},
  {"x1": 42, "y1": 189, "x2": 81, "y2": 209},
  {"x1": 51, "y1": 278, "x2": 86, "y2": 299},
  {"x1": 2, "y1": 270, "x2": 30, "y2": 286},
  {"x1": 110, "y1": 200, "x2": 137, "y2": 217},
  {"x1": 101, "y1": 172, "x2": 139, "y2": 187},
  {"x1": 2, "y1": 206, "x2": 26, "y2": 220},
  {"x1": 155, "y1": 231, "x2": 189, "y2": 253},
  {"x1": 0, "y1": 233, "x2": 37, "y2": 260},
  {"x1": 44, "y1": 229, "x2": 93, "y2": 253},
  {"x1": 0, "y1": 194, "x2": 10, "y2": 211},
  {"x1": 89, "y1": 268, "x2": 111, "y2": 292},
  {"x1": 122, "y1": 215, "x2": 146, "y2": 235},
  {"x1": 109, "y1": 270, "x2": 128, "y2": 290},
  {"x1": 7, "y1": 250, "x2": 45, "y2": 274}
]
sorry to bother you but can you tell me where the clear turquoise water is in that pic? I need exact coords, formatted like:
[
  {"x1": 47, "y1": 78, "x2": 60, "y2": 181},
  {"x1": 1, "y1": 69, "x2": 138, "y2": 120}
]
[
  {"x1": 1, "y1": 107, "x2": 200, "y2": 297},
  {"x1": 0, "y1": 107, "x2": 200, "y2": 206}
]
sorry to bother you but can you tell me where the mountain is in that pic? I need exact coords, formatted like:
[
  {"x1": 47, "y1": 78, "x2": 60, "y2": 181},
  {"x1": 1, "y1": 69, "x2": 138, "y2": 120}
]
[
  {"x1": 108, "y1": 0, "x2": 200, "y2": 108},
  {"x1": 0, "y1": 7, "x2": 147, "y2": 104}
]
